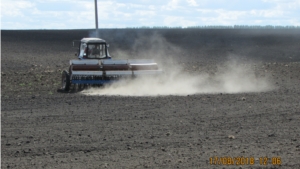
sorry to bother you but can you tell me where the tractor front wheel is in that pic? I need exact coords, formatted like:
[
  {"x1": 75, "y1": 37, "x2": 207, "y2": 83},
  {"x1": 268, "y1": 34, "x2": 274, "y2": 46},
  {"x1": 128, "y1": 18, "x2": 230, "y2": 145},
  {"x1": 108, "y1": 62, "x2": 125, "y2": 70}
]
[{"x1": 61, "y1": 70, "x2": 70, "y2": 91}]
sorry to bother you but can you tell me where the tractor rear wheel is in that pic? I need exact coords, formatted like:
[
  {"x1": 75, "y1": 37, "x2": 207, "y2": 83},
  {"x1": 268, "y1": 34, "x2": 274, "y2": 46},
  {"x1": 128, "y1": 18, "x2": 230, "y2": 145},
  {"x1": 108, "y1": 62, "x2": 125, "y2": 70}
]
[{"x1": 62, "y1": 70, "x2": 70, "y2": 91}]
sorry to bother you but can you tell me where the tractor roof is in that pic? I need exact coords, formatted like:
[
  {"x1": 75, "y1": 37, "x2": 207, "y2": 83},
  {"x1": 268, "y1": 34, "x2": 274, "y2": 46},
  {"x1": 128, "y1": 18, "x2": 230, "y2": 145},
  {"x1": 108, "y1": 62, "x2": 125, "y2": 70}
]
[{"x1": 81, "y1": 37, "x2": 106, "y2": 43}]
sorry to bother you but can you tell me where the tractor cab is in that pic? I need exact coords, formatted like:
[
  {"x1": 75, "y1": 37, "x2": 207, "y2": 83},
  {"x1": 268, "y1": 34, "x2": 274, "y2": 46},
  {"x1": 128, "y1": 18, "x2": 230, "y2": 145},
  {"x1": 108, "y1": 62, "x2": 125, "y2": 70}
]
[{"x1": 74, "y1": 38, "x2": 111, "y2": 60}]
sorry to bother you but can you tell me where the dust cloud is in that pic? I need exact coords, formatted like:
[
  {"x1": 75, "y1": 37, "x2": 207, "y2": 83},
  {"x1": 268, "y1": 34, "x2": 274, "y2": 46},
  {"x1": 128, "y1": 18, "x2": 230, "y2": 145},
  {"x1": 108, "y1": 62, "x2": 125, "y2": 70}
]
[
  {"x1": 82, "y1": 60, "x2": 274, "y2": 96},
  {"x1": 82, "y1": 32, "x2": 275, "y2": 96}
]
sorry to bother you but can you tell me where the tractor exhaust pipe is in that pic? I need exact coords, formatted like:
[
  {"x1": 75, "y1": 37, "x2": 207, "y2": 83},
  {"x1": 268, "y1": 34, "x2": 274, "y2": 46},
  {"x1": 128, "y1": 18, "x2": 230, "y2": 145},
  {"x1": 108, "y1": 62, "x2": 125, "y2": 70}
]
[{"x1": 94, "y1": 0, "x2": 99, "y2": 37}]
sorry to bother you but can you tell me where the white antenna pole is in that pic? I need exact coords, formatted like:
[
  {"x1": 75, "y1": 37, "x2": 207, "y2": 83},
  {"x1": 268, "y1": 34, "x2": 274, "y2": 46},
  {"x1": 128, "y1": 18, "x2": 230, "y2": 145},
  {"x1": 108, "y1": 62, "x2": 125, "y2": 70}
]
[{"x1": 94, "y1": 0, "x2": 99, "y2": 37}]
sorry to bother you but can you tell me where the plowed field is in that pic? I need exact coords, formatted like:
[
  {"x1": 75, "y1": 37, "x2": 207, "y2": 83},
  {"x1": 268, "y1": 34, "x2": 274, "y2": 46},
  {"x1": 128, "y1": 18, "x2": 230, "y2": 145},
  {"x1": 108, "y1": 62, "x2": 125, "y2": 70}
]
[{"x1": 1, "y1": 29, "x2": 300, "y2": 168}]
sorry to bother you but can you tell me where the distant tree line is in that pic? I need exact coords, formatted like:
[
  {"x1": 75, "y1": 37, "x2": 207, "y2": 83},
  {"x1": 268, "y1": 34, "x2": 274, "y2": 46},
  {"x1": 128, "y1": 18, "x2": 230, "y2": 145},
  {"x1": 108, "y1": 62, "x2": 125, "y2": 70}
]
[{"x1": 125, "y1": 25, "x2": 300, "y2": 29}]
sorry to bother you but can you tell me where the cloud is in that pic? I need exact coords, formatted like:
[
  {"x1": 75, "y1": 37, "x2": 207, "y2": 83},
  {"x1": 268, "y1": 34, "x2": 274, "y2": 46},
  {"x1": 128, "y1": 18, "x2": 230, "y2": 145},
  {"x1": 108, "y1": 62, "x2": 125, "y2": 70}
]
[
  {"x1": 1, "y1": 0, "x2": 299, "y2": 29},
  {"x1": 164, "y1": 0, "x2": 180, "y2": 10},
  {"x1": 1, "y1": 0, "x2": 35, "y2": 17},
  {"x1": 186, "y1": 0, "x2": 198, "y2": 6}
]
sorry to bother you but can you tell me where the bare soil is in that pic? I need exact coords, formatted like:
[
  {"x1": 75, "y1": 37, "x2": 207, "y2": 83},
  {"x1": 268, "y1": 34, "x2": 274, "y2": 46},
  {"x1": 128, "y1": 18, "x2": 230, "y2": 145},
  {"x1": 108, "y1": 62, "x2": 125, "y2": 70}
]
[{"x1": 1, "y1": 29, "x2": 300, "y2": 168}]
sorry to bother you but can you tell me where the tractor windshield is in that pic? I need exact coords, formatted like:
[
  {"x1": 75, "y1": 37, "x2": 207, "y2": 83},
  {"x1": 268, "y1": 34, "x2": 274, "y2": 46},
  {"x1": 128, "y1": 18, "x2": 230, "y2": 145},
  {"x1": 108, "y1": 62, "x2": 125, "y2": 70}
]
[{"x1": 87, "y1": 43, "x2": 106, "y2": 59}]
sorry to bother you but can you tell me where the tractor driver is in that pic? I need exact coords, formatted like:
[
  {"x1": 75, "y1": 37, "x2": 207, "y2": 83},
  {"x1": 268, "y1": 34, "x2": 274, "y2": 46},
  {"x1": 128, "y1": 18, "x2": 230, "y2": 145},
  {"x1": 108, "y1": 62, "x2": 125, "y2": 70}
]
[
  {"x1": 92, "y1": 45, "x2": 100, "y2": 55},
  {"x1": 88, "y1": 44, "x2": 100, "y2": 58},
  {"x1": 87, "y1": 45, "x2": 94, "y2": 58}
]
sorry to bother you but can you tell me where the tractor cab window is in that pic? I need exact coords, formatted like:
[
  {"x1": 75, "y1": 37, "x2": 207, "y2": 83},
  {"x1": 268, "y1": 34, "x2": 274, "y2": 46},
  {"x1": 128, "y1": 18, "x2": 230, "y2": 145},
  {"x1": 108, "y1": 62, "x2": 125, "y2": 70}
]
[
  {"x1": 87, "y1": 44, "x2": 106, "y2": 59},
  {"x1": 79, "y1": 43, "x2": 87, "y2": 58}
]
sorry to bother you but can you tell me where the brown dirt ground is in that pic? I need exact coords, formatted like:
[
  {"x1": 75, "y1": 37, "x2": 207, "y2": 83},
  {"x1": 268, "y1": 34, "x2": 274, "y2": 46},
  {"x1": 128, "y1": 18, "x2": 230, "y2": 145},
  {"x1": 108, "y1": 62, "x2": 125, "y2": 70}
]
[{"x1": 1, "y1": 29, "x2": 300, "y2": 169}]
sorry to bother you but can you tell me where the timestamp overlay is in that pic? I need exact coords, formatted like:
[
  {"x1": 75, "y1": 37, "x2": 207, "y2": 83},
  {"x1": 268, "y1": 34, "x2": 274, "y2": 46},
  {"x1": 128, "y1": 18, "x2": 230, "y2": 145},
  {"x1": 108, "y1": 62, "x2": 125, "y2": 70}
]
[{"x1": 209, "y1": 156, "x2": 281, "y2": 166}]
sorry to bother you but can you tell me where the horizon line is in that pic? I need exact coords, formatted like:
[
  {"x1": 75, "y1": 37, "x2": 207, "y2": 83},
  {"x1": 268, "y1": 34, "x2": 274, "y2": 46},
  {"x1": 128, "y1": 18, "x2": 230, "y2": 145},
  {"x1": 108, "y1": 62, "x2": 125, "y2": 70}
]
[{"x1": 2, "y1": 25, "x2": 300, "y2": 31}]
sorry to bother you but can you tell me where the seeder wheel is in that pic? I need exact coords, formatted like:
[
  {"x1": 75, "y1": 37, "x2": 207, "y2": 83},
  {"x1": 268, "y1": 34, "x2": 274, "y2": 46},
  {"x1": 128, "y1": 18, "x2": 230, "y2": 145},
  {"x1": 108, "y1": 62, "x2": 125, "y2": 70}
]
[{"x1": 61, "y1": 70, "x2": 70, "y2": 91}]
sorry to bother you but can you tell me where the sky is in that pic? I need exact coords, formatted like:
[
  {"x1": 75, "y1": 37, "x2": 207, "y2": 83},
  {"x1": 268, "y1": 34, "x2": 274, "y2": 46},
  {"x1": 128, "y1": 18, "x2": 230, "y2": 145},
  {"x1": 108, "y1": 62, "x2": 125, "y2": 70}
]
[{"x1": 1, "y1": 0, "x2": 300, "y2": 29}]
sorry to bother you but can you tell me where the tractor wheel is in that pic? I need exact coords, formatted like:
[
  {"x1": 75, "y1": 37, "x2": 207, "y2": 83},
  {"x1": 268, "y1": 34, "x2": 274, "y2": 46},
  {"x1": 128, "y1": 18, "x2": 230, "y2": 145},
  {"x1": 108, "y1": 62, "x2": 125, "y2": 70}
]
[{"x1": 61, "y1": 70, "x2": 70, "y2": 91}]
